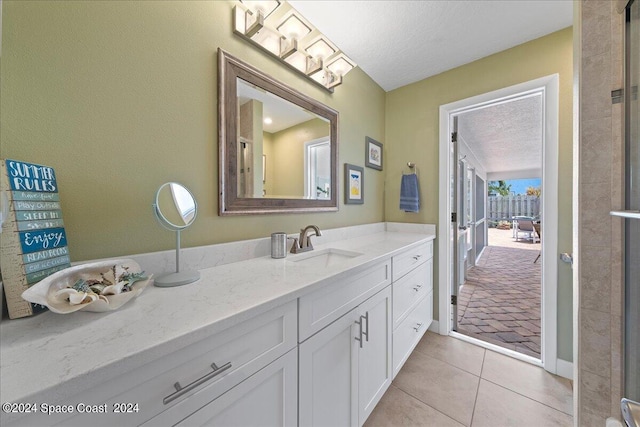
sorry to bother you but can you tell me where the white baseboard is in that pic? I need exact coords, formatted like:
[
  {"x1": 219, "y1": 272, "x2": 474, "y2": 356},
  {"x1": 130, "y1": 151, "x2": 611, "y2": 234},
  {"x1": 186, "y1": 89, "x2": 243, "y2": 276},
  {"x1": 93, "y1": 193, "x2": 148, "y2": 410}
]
[
  {"x1": 428, "y1": 320, "x2": 440, "y2": 333},
  {"x1": 556, "y1": 358, "x2": 573, "y2": 380}
]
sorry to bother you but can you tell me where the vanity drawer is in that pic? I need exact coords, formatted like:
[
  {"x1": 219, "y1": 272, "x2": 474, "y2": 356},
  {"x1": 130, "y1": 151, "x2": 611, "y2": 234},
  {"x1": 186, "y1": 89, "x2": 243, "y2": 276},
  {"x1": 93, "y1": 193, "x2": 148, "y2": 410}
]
[
  {"x1": 393, "y1": 259, "x2": 432, "y2": 329},
  {"x1": 298, "y1": 260, "x2": 391, "y2": 342},
  {"x1": 392, "y1": 241, "x2": 433, "y2": 282},
  {"x1": 168, "y1": 348, "x2": 298, "y2": 427},
  {"x1": 392, "y1": 291, "x2": 432, "y2": 378},
  {"x1": 29, "y1": 301, "x2": 297, "y2": 427}
]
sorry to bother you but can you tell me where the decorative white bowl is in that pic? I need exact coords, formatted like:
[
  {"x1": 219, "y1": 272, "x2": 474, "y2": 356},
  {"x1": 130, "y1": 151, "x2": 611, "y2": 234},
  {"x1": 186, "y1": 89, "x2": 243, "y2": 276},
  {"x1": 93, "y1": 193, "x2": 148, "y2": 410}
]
[{"x1": 21, "y1": 259, "x2": 152, "y2": 314}]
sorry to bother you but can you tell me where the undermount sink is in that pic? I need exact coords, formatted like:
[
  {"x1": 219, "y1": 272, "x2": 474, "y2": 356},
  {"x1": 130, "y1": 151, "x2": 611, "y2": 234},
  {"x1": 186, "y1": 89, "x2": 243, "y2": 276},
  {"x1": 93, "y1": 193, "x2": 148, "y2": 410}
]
[{"x1": 288, "y1": 248, "x2": 363, "y2": 268}]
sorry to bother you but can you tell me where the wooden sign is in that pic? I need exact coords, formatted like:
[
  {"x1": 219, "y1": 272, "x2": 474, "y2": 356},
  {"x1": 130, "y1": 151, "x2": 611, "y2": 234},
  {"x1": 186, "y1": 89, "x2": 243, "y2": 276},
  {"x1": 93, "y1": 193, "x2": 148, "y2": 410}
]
[{"x1": 1, "y1": 159, "x2": 71, "y2": 319}]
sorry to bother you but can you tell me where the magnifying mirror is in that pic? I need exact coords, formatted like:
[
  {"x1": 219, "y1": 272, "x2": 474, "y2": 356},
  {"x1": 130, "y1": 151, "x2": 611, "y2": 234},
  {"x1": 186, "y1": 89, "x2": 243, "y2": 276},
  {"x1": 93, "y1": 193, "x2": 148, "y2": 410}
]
[{"x1": 153, "y1": 182, "x2": 200, "y2": 287}]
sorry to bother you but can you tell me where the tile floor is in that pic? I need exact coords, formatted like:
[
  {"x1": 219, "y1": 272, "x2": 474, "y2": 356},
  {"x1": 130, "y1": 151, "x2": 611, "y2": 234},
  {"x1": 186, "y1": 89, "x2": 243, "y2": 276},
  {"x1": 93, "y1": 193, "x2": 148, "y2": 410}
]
[
  {"x1": 457, "y1": 229, "x2": 542, "y2": 357},
  {"x1": 365, "y1": 331, "x2": 573, "y2": 427}
]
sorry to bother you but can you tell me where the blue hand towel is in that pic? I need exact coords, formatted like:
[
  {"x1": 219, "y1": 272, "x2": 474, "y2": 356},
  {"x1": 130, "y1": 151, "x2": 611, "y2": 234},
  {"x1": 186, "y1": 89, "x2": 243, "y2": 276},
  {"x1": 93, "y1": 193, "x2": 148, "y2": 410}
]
[{"x1": 400, "y1": 174, "x2": 420, "y2": 212}]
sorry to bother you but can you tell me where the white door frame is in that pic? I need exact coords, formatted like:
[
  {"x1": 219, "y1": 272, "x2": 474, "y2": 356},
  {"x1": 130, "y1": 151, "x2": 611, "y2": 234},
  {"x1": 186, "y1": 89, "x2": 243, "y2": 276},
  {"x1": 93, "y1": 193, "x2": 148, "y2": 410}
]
[{"x1": 438, "y1": 75, "x2": 560, "y2": 374}]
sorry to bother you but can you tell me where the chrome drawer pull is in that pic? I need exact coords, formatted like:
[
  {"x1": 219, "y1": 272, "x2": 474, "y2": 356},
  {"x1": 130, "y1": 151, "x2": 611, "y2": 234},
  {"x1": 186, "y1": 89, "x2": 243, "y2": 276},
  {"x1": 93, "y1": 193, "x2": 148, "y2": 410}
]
[
  {"x1": 355, "y1": 318, "x2": 363, "y2": 348},
  {"x1": 355, "y1": 312, "x2": 370, "y2": 348},
  {"x1": 163, "y1": 361, "x2": 232, "y2": 405},
  {"x1": 413, "y1": 323, "x2": 423, "y2": 332},
  {"x1": 362, "y1": 312, "x2": 369, "y2": 342},
  {"x1": 413, "y1": 284, "x2": 423, "y2": 292},
  {"x1": 412, "y1": 254, "x2": 422, "y2": 261}
]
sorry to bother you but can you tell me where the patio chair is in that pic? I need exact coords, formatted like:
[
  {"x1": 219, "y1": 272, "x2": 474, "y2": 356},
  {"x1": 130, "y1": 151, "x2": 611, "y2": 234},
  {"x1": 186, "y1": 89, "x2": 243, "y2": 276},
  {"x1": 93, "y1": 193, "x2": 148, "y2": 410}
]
[
  {"x1": 511, "y1": 216, "x2": 533, "y2": 238},
  {"x1": 514, "y1": 219, "x2": 540, "y2": 243}
]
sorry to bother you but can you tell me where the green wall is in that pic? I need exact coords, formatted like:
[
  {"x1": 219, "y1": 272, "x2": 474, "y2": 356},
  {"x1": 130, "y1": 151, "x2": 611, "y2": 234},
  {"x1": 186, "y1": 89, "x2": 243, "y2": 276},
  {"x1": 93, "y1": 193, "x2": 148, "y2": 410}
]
[
  {"x1": 384, "y1": 27, "x2": 574, "y2": 361},
  {"x1": 268, "y1": 118, "x2": 329, "y2": 198},
  {"x1": 2, "y1": 1, "x2": 573, "y2": 360},
  {"x1": 1, "y1": 0, "x2": 386, "y2": 261}
]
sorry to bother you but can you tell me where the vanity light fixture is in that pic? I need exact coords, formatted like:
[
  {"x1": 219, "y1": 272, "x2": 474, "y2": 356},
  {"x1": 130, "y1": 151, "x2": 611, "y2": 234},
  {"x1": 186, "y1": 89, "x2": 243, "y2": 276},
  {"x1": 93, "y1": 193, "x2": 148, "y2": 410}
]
[
  {"x1": 250, "y1": 27, "x2": 282, "y2": 56},
  {"x1": 232, "y1": 0, "x2": 356, "y2": 91},
  {"x1": 305, "y1": 37, "x2": 337, "y2": 62},
  {"x1": 240, "y1": 0, "x2": 281, "y2": 37},
  {"x1": 278, "y1": 12, "x2": 312, "y2": 73},
  {"x1": 326, "y1": 53, "x2": 356, "y2": 78},
  {"x1": 277, "y1": 12, "x2": 312, "y2": 41}
]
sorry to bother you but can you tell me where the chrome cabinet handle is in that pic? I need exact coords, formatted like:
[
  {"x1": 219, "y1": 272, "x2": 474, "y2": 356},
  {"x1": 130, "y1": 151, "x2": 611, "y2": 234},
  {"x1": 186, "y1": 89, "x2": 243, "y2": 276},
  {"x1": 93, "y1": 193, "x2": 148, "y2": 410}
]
[
  {"x1": 163, "y1": 362, "x2": 232, "y2": 405},
  {"x1": 362, "y1": 312, "x2": 369, "y2": 342},
  {"x1": 412, "y1": 254, "x2": 422, "y2": 261},
  {"x1": 355, "y1": 312, "x2": 370, "y2": 348},
  {"x1": 355, "y1": 318, "x2": 364, "y2": 348},
  {"x1": 413, "y1": 284, "x2": 423, "y2": 292},
  {"x1": 413, "y1": 323, "x2": 423, "y2": 332}
]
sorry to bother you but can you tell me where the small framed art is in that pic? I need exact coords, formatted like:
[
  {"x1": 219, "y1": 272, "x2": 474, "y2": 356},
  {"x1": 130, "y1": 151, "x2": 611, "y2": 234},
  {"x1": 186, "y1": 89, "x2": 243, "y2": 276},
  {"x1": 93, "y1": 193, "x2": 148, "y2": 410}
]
[
  {"x1": 365, "y1": 137, "x2": 383, "y2": 171},
  {"x1": 344, "y1": 163, "x2": 364, "y2": 204}
]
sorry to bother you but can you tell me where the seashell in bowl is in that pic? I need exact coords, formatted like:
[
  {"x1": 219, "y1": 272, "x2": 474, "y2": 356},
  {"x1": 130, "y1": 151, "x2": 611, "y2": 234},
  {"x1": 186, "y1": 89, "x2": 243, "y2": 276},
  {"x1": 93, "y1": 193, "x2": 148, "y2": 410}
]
[{"x1": 21, "y1": 259, "x2": 152, "y2": 314}]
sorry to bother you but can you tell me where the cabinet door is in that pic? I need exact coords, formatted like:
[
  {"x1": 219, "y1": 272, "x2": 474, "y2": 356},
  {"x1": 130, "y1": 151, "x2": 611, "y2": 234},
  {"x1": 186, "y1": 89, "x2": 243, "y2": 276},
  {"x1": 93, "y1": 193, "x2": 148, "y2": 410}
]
[
  {"x1": 299, "y1": 309, "x2": 359, "y2": 427},
  {"x1": 175, "y1": 348, "x2": 298, "y2": 427},
  {"x1": 357, "y1": 286, "x2": 392, "y2": 425}
]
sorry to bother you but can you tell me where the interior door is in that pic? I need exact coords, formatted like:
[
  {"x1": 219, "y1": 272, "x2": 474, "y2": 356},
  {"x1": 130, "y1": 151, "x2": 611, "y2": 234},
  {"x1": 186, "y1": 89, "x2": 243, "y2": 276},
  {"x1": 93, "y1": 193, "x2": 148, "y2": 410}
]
[{"x1": 451, "y1": 116, "x2": 460, "y2": 331}]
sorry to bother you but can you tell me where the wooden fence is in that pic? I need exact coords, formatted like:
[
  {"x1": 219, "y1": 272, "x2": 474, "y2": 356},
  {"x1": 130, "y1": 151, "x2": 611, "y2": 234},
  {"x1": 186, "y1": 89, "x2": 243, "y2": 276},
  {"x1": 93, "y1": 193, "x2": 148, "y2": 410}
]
[{"x1": 487, "y1": 195, "x2": 540, "y2": 222}]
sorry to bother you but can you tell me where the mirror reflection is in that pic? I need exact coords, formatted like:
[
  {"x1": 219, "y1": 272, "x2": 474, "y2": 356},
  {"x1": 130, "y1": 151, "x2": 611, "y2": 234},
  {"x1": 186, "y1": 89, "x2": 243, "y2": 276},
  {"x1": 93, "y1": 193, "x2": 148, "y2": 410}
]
[
  {"x1": 237, "y1": 79, "x2": 331, "y2": 200},
  {"x1": 218, "y1": 48, "x2": 338, "y2": 215},
  {"x1": 155, "y1": 182, "x2": 197, "y2": 229}
]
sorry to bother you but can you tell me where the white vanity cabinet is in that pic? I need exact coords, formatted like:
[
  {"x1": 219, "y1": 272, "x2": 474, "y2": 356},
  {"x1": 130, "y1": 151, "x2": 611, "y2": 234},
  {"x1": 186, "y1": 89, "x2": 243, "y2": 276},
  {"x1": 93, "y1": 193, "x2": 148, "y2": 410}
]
[
  {"x1": 298, "y1": 258, "x2": 392, "y2": 427},
  {"x1": 172, "y1": 348, "x2": 298, "y2": 427},
  {"x1": 140, "y1": 301, "x2": 298, "y2": 427},
  {"x1": 391, "y1": 242, "x2": 434, "y2": 377},
  {"x1": 6, "y1": 301, "x2": 298, "y2": 427},
  {"x1": 299, "y1": 285, "x2": 392, "y2": 427},
  {"x1": 1, "y1": 230, "x2": 437, "y2": 427}
]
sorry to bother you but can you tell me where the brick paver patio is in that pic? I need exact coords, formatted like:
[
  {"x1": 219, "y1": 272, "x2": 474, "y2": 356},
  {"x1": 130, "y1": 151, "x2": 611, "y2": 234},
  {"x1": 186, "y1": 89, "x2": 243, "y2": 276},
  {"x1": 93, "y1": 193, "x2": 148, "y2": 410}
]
[{"x1": 457, "y1": 228, "x2": 541, "y2": 358}]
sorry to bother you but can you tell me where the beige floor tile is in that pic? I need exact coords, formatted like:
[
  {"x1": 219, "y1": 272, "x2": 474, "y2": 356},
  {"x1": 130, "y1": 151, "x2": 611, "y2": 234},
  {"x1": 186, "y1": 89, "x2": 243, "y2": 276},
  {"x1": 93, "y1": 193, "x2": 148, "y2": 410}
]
[
  {"x1": 481, "y1": 350, "x2": 573, "y2": 415},
  {"x1": 364, "y1": 385, "x2": 464, "y2": 427},
  {"x1": 393, "y1": 350, "x2": 480, "y2": 426},
  {"x1": 414, "y1": 331, "x2": 486, "y2": 376},
  {"x1": 472, "y1": 380, "x2": 572, "y2": 427}
]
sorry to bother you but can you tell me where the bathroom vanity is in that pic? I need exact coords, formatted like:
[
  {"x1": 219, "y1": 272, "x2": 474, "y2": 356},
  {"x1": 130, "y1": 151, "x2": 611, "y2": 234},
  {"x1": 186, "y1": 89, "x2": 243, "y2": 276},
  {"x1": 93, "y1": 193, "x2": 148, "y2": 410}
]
[{"x1": 0, "y1": 223, "x2": 434, "y2": 426}]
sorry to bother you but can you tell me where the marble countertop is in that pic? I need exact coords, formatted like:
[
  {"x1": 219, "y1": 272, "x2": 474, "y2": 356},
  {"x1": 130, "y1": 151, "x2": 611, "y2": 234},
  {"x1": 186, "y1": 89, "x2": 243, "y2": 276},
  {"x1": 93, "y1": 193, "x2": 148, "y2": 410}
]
[{"x1": 0, "y1": 228, "x2": 434, "y2": 409}]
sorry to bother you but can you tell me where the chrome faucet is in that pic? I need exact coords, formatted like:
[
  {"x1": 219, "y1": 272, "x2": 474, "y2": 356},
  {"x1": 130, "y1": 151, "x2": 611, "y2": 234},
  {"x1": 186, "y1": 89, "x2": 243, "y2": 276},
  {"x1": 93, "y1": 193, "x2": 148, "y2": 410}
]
[{"x1": 290, "y1": 225, "x2": 322, "y2": 254}]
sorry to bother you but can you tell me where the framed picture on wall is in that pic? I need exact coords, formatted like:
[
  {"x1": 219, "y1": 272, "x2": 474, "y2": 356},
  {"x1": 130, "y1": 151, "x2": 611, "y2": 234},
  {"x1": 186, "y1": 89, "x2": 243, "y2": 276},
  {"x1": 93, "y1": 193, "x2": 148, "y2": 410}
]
[
  {"x1": 344, "y1": 163, "x2": 364, "y2": 204},
  {"x1": 365, "y1": 137, "x2": 383, "y2": 171}
]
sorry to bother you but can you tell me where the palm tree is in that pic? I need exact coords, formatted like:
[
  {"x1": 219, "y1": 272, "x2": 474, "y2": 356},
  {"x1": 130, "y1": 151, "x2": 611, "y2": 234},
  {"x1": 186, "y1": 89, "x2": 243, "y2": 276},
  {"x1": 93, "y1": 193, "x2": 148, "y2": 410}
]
[
  {"x1": 488, "y1": 180, "x2": 512, "y2": 196},
  {"x1": 526, "y1": 186, "x2": 541, "y2": 197}
]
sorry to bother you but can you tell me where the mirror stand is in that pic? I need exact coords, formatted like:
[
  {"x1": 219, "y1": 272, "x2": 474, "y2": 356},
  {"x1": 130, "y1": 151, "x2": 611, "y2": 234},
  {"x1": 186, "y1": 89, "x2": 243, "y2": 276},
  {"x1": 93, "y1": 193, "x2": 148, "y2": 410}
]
[
  {"x1": 153, "y1": 182, "x2": 200, "y2": 287},
  {"x1": 153, "y1": 219, "x2": 200, "y2": 288}
]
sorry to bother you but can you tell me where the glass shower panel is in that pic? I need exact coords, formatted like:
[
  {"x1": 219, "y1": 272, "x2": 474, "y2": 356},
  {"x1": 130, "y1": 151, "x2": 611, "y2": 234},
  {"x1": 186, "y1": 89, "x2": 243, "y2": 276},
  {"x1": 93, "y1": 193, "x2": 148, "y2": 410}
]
[{"x1": 625, "y1": 0, "x2": 639, "y2": 402}]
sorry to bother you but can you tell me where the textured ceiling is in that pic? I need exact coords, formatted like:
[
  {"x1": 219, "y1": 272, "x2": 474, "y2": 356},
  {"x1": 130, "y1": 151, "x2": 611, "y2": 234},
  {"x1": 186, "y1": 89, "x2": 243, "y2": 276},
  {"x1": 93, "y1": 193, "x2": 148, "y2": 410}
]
[
  {"x1": 284, "y1": 0, "x2": 563, "y2": 174},
  {"x1": 458, "y1": 94, "x2": 543, "y2": 175},
  {"x1": 288, "y1": 0, "x2": 573, "y2": 92}
]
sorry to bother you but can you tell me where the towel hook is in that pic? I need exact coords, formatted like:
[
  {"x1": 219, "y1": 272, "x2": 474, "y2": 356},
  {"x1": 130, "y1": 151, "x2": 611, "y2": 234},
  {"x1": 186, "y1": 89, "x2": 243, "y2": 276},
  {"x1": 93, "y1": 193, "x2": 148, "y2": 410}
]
[{"x1": 406, "y1": 162, "x2": 418, "y2": 177}]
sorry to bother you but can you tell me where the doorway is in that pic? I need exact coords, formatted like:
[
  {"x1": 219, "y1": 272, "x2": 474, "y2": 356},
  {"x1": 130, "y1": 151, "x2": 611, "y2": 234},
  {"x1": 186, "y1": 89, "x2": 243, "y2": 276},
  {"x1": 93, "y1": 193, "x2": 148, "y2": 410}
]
[{"x1": 438, "y1": 75, "x2": 560, "y2": 374}]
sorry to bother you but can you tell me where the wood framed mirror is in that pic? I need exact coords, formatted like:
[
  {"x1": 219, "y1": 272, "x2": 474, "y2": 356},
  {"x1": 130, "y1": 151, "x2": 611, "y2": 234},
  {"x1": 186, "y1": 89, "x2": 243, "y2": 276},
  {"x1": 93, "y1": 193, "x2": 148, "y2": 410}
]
[{"x1": 218, "y1": 49, "x2": 339, "y2": 215}]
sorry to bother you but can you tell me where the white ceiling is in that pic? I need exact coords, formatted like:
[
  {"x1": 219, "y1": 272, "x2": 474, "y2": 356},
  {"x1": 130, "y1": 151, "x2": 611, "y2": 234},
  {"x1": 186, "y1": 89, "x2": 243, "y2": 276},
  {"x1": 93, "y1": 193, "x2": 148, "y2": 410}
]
[
  {"x1": 458, "y1": 94, "x2": 543, "y2": 175},
  {"x1": 286, "y1": 0, "x2": 570, "y2": 175},
  {"x1": 238, "y1": 79, "x2": 319, "y2": 133},
  {"x1": 288, "y1": 0, "x2": 573, "y2": 92}
]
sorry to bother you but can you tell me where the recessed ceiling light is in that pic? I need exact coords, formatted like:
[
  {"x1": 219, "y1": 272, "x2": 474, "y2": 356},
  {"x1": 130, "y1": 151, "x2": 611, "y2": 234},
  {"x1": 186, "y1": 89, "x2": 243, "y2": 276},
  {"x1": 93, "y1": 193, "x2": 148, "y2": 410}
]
[{"x1": 264, "y1": 117, "x2": 273, "y2": 125}]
